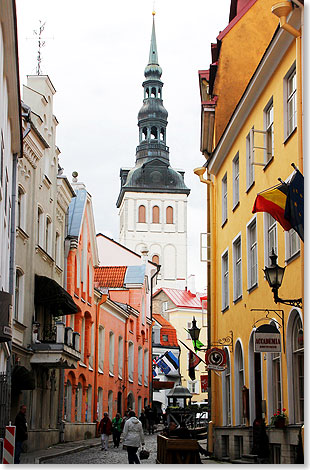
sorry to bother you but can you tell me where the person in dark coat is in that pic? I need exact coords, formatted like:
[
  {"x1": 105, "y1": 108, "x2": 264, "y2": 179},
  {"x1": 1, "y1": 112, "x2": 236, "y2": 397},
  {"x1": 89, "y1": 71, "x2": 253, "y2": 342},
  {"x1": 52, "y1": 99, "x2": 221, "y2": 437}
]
[
  {"x1": 139, "y1": 409, "x2": 147, "y2": 431},
  {"x1": 111, "y1": 412, "x2": 122, "y2": 448},
  {"x1": 145, "y1": 406, "x2": 154, "y2": 435},
  {"x1": 14, "y1": 405, "x2": 28, "y2": 464},
  {"x1": 98, "y1": 412, "x2": 112, "y2": 451}
]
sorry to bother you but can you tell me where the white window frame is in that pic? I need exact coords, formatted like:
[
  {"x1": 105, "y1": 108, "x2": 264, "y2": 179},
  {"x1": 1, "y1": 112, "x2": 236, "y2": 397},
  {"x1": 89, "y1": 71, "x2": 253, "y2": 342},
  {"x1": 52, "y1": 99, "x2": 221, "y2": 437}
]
[
  {"x1": 232, "y1": 153, "x2": 239, "y2": 208},
  {"x1": 37, "y1": 206, "x2": 44, "y2": 247},
  {"x1": 14, "y1": 268, "x2": 24, "y2": 323},
  {"x1": 89, "y1": 322, "x2": 94, "y2": 370},
  {"x1": 45, "y1": 216, "x2": 52, "y2": 255},
  {"x1": 221, "y1": 249, "x2": 229, "y2": 311},
  {"x1": 17, "y1": 185, "x2": 26, "y2": 231},
  {"x1": 246, "y1": 131, "x2": 255, "y2": 190},
  {"x1": 232, "y1": 234, "x2": 242, "y2": 302},
  {"x1": 222, "y1": 173, "x2": 228, "y2": 225},
  {"x1": 285, "y1": 228, "x2": 300, "y2": 262},
  {"x1": 128, "y1": 342, "x2": 134, "y2": 382},
  {"x1": 264, "y1": 99, "x2": 274, "y2": 163},
  {"x1": 264, "y1": 213, "x2": 277, "y2": 267},
  {"x1": 284, "y1": 64, "x2": 297, "y2": 139},
  {"x1": 247, "y1": 216, "x2": 258, "y2": 291},
  {"x1": 55, "y1": 231, "x2": 61, "y2": 266}
]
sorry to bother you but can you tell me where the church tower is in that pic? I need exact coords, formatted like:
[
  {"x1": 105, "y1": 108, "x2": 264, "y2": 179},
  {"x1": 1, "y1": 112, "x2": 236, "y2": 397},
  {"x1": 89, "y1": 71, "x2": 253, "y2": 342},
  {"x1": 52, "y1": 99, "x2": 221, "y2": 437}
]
[{"x1": 117, "y1": 13, "x2": 190, "y2": 289}]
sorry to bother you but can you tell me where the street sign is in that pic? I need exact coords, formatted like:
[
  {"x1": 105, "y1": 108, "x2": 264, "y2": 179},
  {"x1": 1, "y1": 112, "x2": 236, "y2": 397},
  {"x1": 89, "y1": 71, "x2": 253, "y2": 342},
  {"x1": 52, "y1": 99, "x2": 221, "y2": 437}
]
[
  {"x1": 254, "y1": 323, "x2": 281, "y2": 353},
  {"x1": 205, "y1": 347, "x2": 227, "y2": 371}
]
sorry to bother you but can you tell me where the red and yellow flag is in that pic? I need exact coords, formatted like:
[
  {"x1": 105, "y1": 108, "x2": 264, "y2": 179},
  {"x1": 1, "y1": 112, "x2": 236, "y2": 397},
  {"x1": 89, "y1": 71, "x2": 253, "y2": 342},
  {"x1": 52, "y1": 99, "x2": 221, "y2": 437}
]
[{"x1": 252, "y1": 183, "x2": 292, "y2": 231}]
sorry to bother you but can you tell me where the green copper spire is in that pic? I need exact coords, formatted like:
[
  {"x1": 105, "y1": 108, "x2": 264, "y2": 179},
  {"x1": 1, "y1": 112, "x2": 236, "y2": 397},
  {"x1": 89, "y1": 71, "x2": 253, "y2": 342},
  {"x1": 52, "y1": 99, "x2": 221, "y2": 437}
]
[
  {"x1": 148, "y1": 13, "x2": 158, "y2": 65},
  {"x1": 144, "y1": 12, "x2": 162, "y2": 79}
]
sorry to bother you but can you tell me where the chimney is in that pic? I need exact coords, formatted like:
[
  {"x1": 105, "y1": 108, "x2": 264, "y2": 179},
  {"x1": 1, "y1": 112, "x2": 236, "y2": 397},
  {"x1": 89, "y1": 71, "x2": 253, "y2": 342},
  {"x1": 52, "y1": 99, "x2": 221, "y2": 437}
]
[{"x1": 187, "y1": 274, "x2": 196, "y2": 295}]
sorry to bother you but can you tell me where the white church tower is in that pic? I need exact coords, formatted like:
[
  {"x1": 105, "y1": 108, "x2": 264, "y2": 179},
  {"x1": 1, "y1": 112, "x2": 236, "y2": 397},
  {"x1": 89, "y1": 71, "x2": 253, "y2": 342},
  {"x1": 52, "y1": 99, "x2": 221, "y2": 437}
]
[{"x1": 117, "y1": 13, "x2": 190, "y2": 289}]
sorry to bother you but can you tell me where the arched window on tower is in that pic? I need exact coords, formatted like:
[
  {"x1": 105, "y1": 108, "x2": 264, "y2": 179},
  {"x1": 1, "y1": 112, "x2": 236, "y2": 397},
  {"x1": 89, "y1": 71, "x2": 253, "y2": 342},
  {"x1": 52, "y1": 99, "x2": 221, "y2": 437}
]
[
  {"x1": 151, "y1": 87, "x2": 156, "y2": 98},
  {"x1": 138, "y1": 205, "x2": 146, "y2": 223},
  {"x1": 142, "y1": 127, "x2": 147, "y2": 141},
  {"x1": 158, "y1": 88, "x2": 161, "y2": 99},
  {"x1": 145, "y1": 88, "x2": 150, "y2": 98},
  {"x1": 166, "y1": 206, "x2": 173, "y2": 224},
  {"x1": 151, "y1": 127, "x2": 158, "y2": 140},
  {"x1": 160, "y1": 128, "x2": 165, "y2": 141},
  {"x1": 152, "y1": 205, "x2": 159, "y2": 223}
]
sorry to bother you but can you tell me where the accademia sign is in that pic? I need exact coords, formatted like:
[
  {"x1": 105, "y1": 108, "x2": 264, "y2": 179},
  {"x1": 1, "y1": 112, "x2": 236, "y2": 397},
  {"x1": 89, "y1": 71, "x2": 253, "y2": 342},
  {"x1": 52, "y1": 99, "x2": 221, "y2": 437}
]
[{"x1": 254, "y1": 323, "x2": 281, "y2": 353}]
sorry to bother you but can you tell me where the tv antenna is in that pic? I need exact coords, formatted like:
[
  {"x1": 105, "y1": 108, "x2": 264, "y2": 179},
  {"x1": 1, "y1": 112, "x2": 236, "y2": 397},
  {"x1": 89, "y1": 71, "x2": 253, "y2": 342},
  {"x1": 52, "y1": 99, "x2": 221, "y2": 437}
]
[{"x1": 27, "y1": 20, "x2": 53, "y2": 75}]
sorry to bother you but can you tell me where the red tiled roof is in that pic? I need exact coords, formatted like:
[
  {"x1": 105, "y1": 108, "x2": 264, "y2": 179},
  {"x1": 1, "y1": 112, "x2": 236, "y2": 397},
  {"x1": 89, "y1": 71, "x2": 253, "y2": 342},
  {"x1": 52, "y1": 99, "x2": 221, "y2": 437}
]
[
  {"x1": 94, "y1": 266, "x2": 127, "y2": 288},
  {"x1": 153, "y1": 314, "x2": 178, "y2": 347},
  {"x1": 154, "y1": 288, "x2": 205, "y2": 309}
]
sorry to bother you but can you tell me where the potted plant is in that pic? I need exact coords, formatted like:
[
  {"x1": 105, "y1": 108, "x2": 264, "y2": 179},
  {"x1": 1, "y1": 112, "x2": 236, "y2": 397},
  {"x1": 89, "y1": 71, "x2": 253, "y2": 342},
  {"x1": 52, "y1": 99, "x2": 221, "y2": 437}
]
[{"x1": 271, "y1": 408, "x2": 287, "y2": 428}]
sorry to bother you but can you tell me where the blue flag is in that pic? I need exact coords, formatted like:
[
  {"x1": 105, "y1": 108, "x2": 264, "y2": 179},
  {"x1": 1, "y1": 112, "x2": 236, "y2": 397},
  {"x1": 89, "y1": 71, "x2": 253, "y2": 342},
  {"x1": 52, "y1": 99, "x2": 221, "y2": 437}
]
[{"x1": 284, "y1": 169, "x2": 304, "y2": 241}]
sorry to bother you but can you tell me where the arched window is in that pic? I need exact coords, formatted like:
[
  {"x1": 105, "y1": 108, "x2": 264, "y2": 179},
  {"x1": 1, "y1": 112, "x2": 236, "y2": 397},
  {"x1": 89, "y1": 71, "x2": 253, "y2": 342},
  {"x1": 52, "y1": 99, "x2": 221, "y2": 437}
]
[
  {"x1": 138, "y1": 205, "x2": 146, "y2": 223},
  {"x1": 151, "y1": 126, "x2": 158, "y2": 140},
  {"x1": 118, "y1": 336, "x2": 123, "y2": 378},
  {"x1": 151, "y1": 87, "x2": 156, "y2": 98},
  {"x1": 98, "y1": 326, "x2": 105, "y2": 371},
  {"x1": 89, "y1": 322, "x2": 95, "y2": 369},
  {"x1": 128, "y1": 342, "x2": 134, "y2": 382},
  {"x1": 97, "y1": 387, "x2": 103, "y2": 420},
  {"x1": 142, "y1": 127, "x2": 147, "y2": 140},
  {"x1": 144, "y1": 349, "x2": 149, "y2": 386},
  {"x1": 37, "y1": 206, "x2": 44, "y2": 246},
  {"x1": 222, "y1": 348, "x2": 231, "y2": 426},
  {"x1": 152, "y1": 255, "x2": 159, "y2": 265},
  {"x1": 109, "y1": 331, "x2": 115, "y2": 375},
  {"x1": 234, "y1": 341, "x2": 244, "y2": 425},
  {"x1": 138, "y1": 347, "x2": 143, "y2": 385},
  {"x1": 108, "y1": 390, "x2": 113, "y2": 418},
  {"x1": 80, "y1": 317, "x2": 85, "y2": 363},
  {"x1": 76, "y1": 382, "x2": 82, "y2": 422},
  {"x1": 14, "y1": 269, "x2": 24, "y2": 322},
  {"x1": 88, "y1": 263, "x2": 93, "y2": 301},
  {"x1": 166, "y1": 206, "x2": 173, "y2": 224},
  {"x1": 55, "y1": 232, "x2": 61, "y2": 266},
  {"x1": 158, "y1": 88, "x2": 162, "y2": 99},
  {"x1": 160, "y1": 128, "x2": 165, "y2": 141},
  {"x1": 267, "y1": 321, "x2": 282, "y2": 419},
  {"x1": 146, "y1": 88, "x2": 149, "y2": 98},
  {"x1": 292, "y1": 315, "x2": 304, "y2": 422},
  {"x1": 152, "y1": 205, "x2": 160, "y2": 223},
  {"x1": 45, "y1": 216, "x2": 52, "y2": 254},
  {"x1": 86, "y1": 385, "x2": 92, "y2": 422},
  {"x1": 17, "y1": 186, "x2": 26, "y2": 230}
]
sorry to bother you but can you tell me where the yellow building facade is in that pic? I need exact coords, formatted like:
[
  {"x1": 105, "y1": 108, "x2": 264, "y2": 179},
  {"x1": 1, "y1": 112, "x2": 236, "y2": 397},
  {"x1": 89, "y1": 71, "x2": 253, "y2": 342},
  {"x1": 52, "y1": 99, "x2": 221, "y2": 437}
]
[{"x1": 196, "y1": 0, "x2": 303, "y2": 464}]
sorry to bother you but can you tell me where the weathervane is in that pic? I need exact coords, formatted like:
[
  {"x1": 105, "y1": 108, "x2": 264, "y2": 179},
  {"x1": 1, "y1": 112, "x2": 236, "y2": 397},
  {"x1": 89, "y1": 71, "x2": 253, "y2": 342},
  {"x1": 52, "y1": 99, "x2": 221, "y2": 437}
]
[{"x1": 33, "y1": 20, "x2": 46, "y2": 75}]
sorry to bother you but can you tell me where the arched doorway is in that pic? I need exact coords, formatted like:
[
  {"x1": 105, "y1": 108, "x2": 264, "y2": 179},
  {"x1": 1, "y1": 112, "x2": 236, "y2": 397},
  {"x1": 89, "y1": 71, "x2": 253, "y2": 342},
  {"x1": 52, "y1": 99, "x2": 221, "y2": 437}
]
[{"x1": 127, "y1": 392, "x2": 135, "y2": 411}]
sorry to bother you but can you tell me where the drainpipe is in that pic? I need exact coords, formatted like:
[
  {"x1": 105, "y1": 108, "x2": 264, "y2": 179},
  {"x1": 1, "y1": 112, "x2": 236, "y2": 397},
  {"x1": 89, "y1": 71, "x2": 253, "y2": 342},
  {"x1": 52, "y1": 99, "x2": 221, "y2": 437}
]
[
  {"x1": 271, "y1": 0, "x2": 304, "y2": 353},
  {"x1": 194, "y1": 166, "x2": 213, "y2": 422},
  {"x1": 150, "y1": 264, "x2": 160, "y2": 405}
]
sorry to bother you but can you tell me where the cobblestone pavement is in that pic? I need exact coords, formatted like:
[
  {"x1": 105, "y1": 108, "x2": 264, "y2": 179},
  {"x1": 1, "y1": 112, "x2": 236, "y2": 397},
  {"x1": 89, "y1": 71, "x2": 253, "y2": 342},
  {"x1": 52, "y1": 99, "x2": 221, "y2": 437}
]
[{"x1": 42, "y1": 433, "x2": 158, "y2": 465}]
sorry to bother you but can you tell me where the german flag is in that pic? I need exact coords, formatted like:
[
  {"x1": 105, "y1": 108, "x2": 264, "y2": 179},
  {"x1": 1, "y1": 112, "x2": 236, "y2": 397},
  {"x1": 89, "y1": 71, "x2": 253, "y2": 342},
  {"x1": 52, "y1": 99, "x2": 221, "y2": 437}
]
[{"x1": 252, "y1": 183, "x2": 292, "y2": 231}]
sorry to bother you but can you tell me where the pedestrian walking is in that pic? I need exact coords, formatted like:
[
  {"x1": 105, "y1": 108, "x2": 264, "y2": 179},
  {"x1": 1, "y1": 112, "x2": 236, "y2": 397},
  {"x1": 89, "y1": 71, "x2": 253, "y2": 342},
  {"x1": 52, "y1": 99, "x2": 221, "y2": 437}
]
[
  {"x1": 98, "y1": 412, "x2": 112, "y2": 451},
  {"x1": 145, "y1": 406, "x2": 154, "y2": 435},
  {"x1": 14, "y1": 405, "x2": 28, "y2": 464},
  {"x1": 122, "y1": 410, "x2": 145, "y2": 464},
  {"x1": 111, "y1": 412, "x2": 122, "y2": 448},
  {"x1": 139, "y1": 409, "x2": 147, "y2": 431}
]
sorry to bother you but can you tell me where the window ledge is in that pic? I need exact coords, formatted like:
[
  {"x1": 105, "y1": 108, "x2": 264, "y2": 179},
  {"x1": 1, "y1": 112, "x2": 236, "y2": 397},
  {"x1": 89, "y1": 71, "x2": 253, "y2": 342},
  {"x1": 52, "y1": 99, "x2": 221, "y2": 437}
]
[
  {"x1": 79, "y1": 361, "x2": 87, "y2": 368},
  {"x1": 221, "y1": 306, "x2": 229, "y2": 313},
  {"x1": 248, "y1": 283, "x2": 258, "y2": 293},
  {"x1": 74, "y1": 293, "x2": 79, "y2": 299},
  {"x1": 55, "y1": 265, "x2": 63, "y2": 275},
  {"x1": 88, "y1": 365, "x2": 94, "y2": 372},
  {"x1": 109, "y1": 372, "x2": 114, "y2": 377},
  {"x1": 285, "y1": 250, "x2": 300, "y2": 265},
  {"x1": 233, "y1": 295, "x2": 243, "y2": 305},
  {"x1": 87, "y1": 302, "x2": 92, "y2": 307},
  {"x1": 81, "y1": 298, "x2": 86, "y2": 303},
  {"x1": 129, "y1": 378, "x2": 133, "y2": 383},
  {"x1": 232, "y1": 201, "x2": 240, "y2": 212},
  {"x1": 98, "y1": 368, "x2": 103, "y2": 375},
  {"x1": 221, "y1": 219, "x2": 228, "y2": 229},
  {"x1": 263, "y1": 156, "x2": 274, "y2": 171},
  {"x1": 16, "y1": 226, "x2": 29, "y2": 242},
  {"x1": 246, "y1": 181, "x2": 255, "y2": 194},
  {"x1": 118, "y1": 375, "x2": 123, "y2": 380},
  {"x1": 144, "y1": 382, "x2": 148, "y2": 387},
  {"x1": 284, "y1": 126, "x2": 297, "y2": 145},
  {"x1": 138, "y1": 381, "x2": 142, "y2": 386}
]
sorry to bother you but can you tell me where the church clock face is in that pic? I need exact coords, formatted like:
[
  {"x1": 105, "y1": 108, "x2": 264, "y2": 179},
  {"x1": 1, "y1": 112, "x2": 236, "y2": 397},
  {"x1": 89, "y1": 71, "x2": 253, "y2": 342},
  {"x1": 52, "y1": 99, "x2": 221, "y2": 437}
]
[{"x1": 150, "y1": 170, "x2": 163, "y2": 184}]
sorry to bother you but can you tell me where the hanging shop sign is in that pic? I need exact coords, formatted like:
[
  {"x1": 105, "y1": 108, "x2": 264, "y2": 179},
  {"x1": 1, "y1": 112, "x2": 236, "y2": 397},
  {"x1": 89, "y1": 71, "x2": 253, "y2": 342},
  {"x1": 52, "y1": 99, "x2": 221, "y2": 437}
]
[
  {"x1": 205, "y1": 347, "x2": 227, "y2": 371},
  {"x1": 254, "y1": 324, "x2": 281, "y2": 353},
  {"x1": 200, "y1": 374, "x2": 208, "y2": 393}
]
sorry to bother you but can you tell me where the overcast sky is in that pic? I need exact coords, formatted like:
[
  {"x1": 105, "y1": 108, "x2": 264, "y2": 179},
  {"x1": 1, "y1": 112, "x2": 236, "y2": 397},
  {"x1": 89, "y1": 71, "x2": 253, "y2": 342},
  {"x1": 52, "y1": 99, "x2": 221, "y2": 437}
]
[{"x1": 16, "y1": 0, "x2": 231, "y2": 291}]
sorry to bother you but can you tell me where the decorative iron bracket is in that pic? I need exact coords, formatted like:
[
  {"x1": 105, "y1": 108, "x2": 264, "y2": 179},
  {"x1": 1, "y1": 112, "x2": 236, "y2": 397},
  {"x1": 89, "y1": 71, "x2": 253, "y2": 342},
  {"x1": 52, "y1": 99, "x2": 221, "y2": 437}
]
[
  {"x1": 211, "y1": 330, "x2": 233, "y2": 352},
  {"x1": 251, "y1": 309, "x2": 285, "y2": 353}
]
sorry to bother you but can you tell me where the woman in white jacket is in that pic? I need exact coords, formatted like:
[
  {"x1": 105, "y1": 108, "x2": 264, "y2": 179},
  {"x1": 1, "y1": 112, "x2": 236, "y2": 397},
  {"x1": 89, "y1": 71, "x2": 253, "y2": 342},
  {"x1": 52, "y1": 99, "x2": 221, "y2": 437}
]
[{"x1": 123, "y1": 410, "x2": 145, "y2": 464}]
